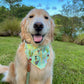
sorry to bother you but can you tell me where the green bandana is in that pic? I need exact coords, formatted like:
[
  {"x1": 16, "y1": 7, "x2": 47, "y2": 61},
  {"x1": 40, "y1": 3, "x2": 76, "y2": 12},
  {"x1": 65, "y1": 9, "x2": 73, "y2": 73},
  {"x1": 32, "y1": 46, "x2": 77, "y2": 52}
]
[{"x1": 25, "y1": 42, "x2": 50, "y2": 69}]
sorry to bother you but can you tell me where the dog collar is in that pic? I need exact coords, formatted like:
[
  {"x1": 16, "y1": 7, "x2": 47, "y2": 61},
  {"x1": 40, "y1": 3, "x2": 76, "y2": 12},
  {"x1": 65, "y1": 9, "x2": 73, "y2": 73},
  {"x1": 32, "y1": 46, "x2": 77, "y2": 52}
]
[{"x1": 25, "y1": 42, "x2": 50, "y2": 69}]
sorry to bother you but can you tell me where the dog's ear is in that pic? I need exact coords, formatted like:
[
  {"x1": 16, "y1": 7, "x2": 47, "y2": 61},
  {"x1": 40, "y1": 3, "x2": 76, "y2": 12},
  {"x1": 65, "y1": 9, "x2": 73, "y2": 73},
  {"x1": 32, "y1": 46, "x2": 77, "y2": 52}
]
[
  {"x1": 50, "y1": 18, "x2": 55, "y2": 42},
  {"x1": 20, "y1": 17, "x2": 27, "y2": 42}
]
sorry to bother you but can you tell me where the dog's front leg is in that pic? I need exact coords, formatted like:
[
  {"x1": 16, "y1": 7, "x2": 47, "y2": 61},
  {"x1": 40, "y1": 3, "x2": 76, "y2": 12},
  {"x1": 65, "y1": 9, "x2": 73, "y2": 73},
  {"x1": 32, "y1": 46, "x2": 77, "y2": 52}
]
[
  {"x1": 15, "y1": 43, "x2": 28, "y2": 84},
  {"x1": 15, "y1": 64, "x2": 27, "y2": 84},
  {"x1": 15, "y1": 55, "x2": 27, "y2": 84},
  {"x1": 45, "y1": 76, "x2": 52, "y2": 84}
]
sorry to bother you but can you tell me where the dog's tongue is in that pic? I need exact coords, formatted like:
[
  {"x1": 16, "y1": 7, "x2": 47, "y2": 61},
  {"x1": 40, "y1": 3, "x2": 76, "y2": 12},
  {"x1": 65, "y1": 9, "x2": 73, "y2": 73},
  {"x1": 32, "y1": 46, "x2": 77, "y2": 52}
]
[{"x1": 34, "y1": 35, "x2": 42, "y2": 42}]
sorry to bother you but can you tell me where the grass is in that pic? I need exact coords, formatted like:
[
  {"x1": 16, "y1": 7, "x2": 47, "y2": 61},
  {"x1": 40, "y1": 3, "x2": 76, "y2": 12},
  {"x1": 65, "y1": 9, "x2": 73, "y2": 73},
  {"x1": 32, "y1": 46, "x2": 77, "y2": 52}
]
[{"x1": 0, "y1": 37, "x2": 84, "y2": 84}]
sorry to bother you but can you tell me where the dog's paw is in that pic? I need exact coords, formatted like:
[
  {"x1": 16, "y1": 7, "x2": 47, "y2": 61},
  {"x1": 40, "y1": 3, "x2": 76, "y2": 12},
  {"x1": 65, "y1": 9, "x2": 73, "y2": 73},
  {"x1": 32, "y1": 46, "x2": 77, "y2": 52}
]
[
  {"x1": 0, "y1": 64, "x2": 8, "y2": 74},
  {"x1": 1, "y1": 71, "x2": 8, "y2": 82}
]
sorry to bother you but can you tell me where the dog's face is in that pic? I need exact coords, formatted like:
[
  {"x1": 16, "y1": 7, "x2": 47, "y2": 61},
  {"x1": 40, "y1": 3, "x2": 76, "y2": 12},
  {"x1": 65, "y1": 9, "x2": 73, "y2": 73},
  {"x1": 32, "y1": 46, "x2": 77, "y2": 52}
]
[
  {"x1": 21, "y1": 9, "x2": 55, "y2": 45},
  {"x1": 27, "y1": 9, "x2": 52, "y2": 43}
]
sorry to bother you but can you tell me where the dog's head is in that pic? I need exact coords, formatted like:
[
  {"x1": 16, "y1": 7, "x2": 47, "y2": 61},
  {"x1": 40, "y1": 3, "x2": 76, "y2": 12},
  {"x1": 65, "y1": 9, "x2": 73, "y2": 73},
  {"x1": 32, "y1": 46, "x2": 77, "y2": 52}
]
[{"x1": 21, "y1": 9, "x2": 55, "y2": 46}]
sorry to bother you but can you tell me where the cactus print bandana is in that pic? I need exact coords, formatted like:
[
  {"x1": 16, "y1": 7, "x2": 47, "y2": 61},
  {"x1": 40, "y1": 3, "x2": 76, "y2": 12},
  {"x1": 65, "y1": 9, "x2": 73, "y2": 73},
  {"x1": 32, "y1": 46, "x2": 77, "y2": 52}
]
[{"x1": 25, "y1": 42, "x2": 50, "y2": 69}]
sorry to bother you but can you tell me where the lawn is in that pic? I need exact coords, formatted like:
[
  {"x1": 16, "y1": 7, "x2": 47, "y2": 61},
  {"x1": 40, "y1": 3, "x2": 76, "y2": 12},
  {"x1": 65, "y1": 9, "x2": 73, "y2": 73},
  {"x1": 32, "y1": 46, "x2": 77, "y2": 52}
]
[{"x1": 0, "y1": 37, "x2": 84, "y2": 84}]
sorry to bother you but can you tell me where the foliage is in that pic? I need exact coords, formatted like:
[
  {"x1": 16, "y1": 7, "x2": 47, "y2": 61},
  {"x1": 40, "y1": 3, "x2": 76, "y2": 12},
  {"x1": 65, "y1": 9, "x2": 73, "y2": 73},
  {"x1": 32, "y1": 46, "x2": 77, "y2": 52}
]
[
  {"x1": 3, "y1": 0, "x2": 22, "y2": 9},
  {"x1": 0, "y1": 1, "x2": 34, "y2": 21},
  {"x1": 54, "y1": 28, "x2": 63, "y2": 41},
  {"x1": 74, "y1": 33, "x2": 84, "y2": 45},
  {"x1": 13, "y1": 5, "x2": 34, "y2": 18},
  {"x1": 0, "y1": 18, "x2": 20, "y2": 36},
  {"x1": 53, "y1": 14, "x2": 82, "y2": 42},
  {"x1": 0, "y1": 6, "x2": 8, "y2": 22},
  {"x1": 59, "y1": 0, "x2": 84, "y2": 43},
  {"x1": 54, "y1": 32, "x2": 63, "y2": 41},
  {"x1": 61, "y1": 0, "x2": 84, "y2": 17},
  {"x1": 0, "y1": 4, "x2": 34, "y2": 36},
  {"x1": 0, "y1": 37, "x2": 84, "y2": 84}
]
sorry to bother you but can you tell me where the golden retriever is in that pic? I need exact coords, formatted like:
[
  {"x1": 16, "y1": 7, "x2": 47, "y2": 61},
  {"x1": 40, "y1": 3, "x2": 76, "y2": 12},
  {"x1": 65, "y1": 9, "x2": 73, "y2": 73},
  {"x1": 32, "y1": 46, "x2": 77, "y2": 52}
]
[{"x1": 0, "y1": 9, "x2": 55, "y2": 84}]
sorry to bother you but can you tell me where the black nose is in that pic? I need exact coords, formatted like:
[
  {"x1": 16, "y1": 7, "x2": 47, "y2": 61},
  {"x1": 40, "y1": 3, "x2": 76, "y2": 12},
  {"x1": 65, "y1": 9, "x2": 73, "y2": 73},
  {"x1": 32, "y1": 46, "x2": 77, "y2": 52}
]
[{"x1": 34, "y1": 22, "x2": 44, "y2": 32}]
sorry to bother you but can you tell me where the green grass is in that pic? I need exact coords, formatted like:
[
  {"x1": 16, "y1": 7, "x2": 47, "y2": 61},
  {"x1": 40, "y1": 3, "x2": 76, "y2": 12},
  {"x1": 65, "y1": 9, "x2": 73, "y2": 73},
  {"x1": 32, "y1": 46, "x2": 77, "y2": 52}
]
[{"x1": 0, "y1": 37, "x2": 84, "y2": 84}]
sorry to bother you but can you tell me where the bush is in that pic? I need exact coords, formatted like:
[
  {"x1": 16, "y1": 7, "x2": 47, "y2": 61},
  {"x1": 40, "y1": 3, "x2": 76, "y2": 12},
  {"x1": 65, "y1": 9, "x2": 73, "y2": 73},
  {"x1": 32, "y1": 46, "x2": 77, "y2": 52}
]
[
  {"x1": 54, "y1": 27, "x2": 71, "y2": 42},
  {"x1": 54, "y1": 27, "x2": 63, "y2": 41},
  {"x1": 74, "y1": 33, "x2": 84, "y2": 45},
  {"x1": 62, "y1": 34, "x2": 71, "y2": 42},
  {"x1": 0, "y1": 17, "x2": 20, "y2": 36},
  {"x1": 54, "y1": 32, "x2": 63, "y2": 41}
]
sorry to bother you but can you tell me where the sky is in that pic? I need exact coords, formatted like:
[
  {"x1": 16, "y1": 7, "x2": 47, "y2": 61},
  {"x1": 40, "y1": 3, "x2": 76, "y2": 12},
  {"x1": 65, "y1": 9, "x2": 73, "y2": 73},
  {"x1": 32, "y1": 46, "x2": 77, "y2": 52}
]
[{"x1": 0, "y1": 0, "x2": 68, "y2": 15}]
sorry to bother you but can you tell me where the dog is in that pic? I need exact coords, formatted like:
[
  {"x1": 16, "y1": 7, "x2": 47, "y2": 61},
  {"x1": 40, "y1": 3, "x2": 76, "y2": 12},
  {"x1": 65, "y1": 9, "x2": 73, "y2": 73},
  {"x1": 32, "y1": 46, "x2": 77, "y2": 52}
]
[{"x1": 0, "y1": 9, "x2": 55, "y2": 84}]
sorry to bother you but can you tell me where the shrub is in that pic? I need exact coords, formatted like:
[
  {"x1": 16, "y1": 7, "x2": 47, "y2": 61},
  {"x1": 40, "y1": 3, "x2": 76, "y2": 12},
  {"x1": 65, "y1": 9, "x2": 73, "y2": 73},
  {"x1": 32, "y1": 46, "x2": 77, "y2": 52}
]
[
  {"x1": 62, "y1": 34, "x2": 71, "y2": 42},
  {"x1": 0, "y1": 17, "x2": 21, "y2": 36},
  {"x1": 74, "y1": 33, "x2": 84, "y2": 45},
  {"x1": 54, "y1": 27, "x2": 71, "y2": 42},
  {"x1": 54, "y1": 32, "x2": 63, "y2": 41},
  {"x1": 54, "y1": 27, "x2": 63, "y2": 41}
]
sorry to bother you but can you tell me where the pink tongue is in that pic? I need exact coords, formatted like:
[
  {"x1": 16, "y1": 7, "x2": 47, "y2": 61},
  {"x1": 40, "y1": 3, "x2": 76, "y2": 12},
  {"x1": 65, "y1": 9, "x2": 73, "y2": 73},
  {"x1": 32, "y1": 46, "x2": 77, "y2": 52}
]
[{"x1": 34, "y1": 35, "x2": 42, "y2": 42}]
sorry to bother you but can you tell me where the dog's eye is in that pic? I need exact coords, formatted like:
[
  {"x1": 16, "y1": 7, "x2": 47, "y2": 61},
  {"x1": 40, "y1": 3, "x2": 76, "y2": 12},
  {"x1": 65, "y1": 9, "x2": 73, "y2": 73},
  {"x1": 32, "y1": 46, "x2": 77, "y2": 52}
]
[
  {"x1": 44, "y1": 16, "x2": 48, "y2": 19},
  {"x1": 29, "y1": 15, "x2": 34, "y2": 18}
]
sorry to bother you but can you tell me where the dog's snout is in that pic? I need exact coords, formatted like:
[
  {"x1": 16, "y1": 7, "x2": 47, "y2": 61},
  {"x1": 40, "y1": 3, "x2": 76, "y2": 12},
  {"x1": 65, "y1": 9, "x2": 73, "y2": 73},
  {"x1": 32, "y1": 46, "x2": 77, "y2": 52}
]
[{"x1": 34, "y1": 22, "x2": 44, "y2": 32}]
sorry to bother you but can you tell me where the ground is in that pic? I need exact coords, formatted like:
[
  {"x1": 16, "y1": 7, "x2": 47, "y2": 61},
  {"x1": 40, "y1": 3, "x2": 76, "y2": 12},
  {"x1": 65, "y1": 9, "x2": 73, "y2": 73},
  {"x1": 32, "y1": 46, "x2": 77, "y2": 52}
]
[{"x1": 0, "y1": 37, "x2": 84, "y2": 84}]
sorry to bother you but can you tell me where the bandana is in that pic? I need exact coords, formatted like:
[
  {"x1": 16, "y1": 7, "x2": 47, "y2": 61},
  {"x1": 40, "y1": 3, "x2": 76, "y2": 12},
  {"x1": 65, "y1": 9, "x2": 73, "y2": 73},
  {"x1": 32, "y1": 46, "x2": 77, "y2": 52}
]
[{"x1": 25, "y1": 43, "x2": 50, "y2": 69}]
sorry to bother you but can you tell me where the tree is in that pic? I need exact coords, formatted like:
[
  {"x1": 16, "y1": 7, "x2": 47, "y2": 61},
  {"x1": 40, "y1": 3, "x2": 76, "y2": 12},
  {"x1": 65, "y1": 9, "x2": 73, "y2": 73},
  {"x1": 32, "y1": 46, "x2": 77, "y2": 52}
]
[
  {"x1": 72, "y1": 0, "x2": 84, "y2": 15},
  {"x1": 60, "y1": 0, "x2": 83, "y2": 41},
  {"x1": 3, "y1": 0, "x2": 22, "y2": 16},
  {"x1": 61, "y1": 0, "x2": 84, "y2": 17},
  {"x1": 0, "y1": 0, "x2": 35, "y2": 19},
  {"x1": 0, "y1": 6, "x2": 7, "y2": 22},
  {"x1": 4, "y1": 0, "x2": 22, "y2": 9},
  {"x1": 13, "y1": 5, "x2": 35, "y2": 18}
]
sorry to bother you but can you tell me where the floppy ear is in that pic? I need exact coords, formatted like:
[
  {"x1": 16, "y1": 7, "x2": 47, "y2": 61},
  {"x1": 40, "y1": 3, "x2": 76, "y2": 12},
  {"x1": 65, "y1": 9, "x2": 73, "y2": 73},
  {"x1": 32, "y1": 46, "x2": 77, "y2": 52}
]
[
  {"x1": 50, "y1": 18, "x2": 55, "y2": 42},
  {"x1": 20, "y1": 17, "x2": 27, "y2": 41}
]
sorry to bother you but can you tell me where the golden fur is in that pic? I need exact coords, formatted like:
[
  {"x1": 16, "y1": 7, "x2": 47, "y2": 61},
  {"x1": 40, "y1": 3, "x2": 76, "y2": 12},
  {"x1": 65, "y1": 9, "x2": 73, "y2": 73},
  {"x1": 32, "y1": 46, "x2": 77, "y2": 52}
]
[{"x1": 0, "y1": 9, "x2": 55, "y2": 84}]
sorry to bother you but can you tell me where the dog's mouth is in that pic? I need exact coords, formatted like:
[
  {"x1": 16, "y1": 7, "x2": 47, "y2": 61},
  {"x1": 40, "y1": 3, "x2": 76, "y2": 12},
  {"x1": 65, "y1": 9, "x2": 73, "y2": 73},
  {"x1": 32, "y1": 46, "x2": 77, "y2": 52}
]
[{"x1": 32, "y1": 34, "x2": 45, "y2": 43}]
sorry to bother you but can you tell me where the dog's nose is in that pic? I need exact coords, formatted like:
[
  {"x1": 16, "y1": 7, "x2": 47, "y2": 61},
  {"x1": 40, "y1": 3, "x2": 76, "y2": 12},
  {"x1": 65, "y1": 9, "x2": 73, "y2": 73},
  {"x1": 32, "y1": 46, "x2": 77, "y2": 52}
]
[{"x1": 34, "y1": 22, "x2": 44, "y2": 32}]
